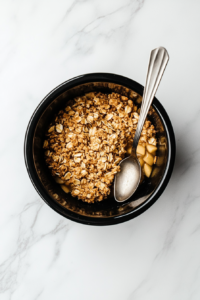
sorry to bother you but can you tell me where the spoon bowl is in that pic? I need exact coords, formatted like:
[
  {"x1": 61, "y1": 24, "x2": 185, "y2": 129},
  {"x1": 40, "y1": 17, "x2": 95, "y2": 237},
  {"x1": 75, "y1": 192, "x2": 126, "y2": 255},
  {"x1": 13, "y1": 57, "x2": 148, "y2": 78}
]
[{"x1": 114, "y1": 155, "x2": 141, "y2": 202}]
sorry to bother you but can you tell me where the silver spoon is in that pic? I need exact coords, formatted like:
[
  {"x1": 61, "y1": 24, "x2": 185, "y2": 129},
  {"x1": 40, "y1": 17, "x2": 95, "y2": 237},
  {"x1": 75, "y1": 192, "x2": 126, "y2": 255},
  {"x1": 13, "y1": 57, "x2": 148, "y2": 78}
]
[{"x1": 114, "y1": 47, "x2": 169, "y2": 202}]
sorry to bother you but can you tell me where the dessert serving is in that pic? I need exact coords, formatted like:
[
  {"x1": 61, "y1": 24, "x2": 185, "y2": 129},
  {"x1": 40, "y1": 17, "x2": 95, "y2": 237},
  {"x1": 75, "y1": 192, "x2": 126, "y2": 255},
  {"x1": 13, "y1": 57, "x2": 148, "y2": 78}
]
[
  {"x1": 43, "y1": 91, "x2": 158, "y2": 203},
  {"x1": 24, "y1": 72, "x2": 175, "y2": 225}
]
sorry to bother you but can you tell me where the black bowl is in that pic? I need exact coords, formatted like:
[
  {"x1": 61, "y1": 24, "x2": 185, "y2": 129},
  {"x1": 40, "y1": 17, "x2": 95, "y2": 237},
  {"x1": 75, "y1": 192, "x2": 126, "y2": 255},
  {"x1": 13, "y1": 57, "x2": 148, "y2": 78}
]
[{"x1": 24, "y1": 73, "x2": 175, "y2": 226}]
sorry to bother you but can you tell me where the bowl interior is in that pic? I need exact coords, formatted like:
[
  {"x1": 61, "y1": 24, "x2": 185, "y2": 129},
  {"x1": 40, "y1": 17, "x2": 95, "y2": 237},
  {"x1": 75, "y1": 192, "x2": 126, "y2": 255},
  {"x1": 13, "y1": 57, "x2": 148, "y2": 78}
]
[{"x1": 32, "y1": 79, "x2": 168, "y2": 221}]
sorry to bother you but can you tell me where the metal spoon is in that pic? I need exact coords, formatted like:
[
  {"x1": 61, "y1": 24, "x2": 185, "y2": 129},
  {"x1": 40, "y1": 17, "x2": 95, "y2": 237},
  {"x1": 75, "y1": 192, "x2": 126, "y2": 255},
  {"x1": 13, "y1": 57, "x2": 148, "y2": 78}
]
[{"x1": 114, "y1": 47, "x2": 169, "y2": 202}]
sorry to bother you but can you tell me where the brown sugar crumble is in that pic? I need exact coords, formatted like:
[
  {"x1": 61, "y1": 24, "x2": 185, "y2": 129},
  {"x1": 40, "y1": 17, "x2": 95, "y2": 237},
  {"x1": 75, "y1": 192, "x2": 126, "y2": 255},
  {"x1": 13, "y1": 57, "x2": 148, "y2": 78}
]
[{"x1": 43, "y1": 92, "x2": 157, "y2": 203}]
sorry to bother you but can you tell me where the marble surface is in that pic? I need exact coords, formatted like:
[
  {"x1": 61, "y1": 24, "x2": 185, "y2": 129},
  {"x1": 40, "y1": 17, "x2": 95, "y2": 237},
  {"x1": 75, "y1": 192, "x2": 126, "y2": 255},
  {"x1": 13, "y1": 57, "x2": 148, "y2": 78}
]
[{"x1": 1, "y1": 0, "x2": 200, "y2": 299}]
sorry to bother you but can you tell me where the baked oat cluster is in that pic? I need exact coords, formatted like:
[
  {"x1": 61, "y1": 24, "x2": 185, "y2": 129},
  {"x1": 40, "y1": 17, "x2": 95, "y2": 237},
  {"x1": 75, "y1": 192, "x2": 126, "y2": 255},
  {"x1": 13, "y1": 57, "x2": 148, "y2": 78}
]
[{"x1": 43, "y1": 92, "x2": 157, "y2": 203}]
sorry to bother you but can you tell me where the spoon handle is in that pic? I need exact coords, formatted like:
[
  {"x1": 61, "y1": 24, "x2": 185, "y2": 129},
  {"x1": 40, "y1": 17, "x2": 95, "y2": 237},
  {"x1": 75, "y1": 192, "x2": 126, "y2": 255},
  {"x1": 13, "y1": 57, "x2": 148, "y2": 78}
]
[{"x1": 132, "y1": 47, "x2": 169, "y2": 153}]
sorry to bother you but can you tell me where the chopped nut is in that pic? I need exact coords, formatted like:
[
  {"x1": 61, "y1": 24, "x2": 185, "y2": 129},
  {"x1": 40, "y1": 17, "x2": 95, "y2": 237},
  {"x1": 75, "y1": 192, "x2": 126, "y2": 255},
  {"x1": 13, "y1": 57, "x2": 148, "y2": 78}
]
[
  {"x1": 121, "y1": 96, "x2": 128, "y2": 101},
  {"x1": 48, "y1": 126, "x2": 55, "y2": 133}
]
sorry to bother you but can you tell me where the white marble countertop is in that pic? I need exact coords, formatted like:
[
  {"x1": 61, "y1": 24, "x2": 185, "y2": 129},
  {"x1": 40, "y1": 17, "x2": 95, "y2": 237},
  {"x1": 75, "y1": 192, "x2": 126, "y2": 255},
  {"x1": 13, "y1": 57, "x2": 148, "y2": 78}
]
[{"x1": 1, "y1": 0, "x2": 200, "y2": 299}]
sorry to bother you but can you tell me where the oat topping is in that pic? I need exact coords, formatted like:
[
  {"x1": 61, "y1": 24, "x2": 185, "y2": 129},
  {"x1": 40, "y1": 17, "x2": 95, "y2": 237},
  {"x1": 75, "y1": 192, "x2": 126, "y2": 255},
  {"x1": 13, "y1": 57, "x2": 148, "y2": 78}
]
[{"x1": 44, "y1": 92, "x2": 157, "y2": 203}]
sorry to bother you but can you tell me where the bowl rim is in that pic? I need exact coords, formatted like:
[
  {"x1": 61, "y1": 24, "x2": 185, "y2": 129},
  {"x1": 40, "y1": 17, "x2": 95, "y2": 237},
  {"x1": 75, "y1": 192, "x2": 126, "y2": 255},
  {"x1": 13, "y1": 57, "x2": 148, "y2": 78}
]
[{"x1": 24, "y1": 73, "x2": 176, "y2": 226}]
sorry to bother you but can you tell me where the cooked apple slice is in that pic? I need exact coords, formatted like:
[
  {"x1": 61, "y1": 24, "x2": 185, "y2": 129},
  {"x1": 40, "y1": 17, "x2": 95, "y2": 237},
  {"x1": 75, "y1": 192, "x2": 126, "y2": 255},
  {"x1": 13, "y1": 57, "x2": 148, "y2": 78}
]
[
  {"x1": 55, "y1": 176, "x2": 65, "y2": 184},
  {"x1": 143, "y1": 152, "x2": 154, "y2": 166},
  {"x1": 61, "y1": 185, "x2": 70, "y2": 193},
  {"x1": 144, "y1": 163, "x2": 152, "y2": 177},
  {"x1": 148, "y1": 137, "x2": 157, "y2": 146},
  {"x1": 136, "y1": 145, "x2": 146, "y2": 156},
  {"x1": 146, "y1": 144, "x2": 157, "y2": 154},
  {"x1": 138, "y1": 157, "x2": 144, "y2": 167}
]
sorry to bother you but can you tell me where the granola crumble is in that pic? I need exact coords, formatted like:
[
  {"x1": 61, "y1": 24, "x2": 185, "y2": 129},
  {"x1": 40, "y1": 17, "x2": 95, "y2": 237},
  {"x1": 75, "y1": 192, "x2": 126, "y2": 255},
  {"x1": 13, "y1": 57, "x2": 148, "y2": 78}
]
[{"x1": 44, "y1": 92, "x2": 157, "y2": 203}]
